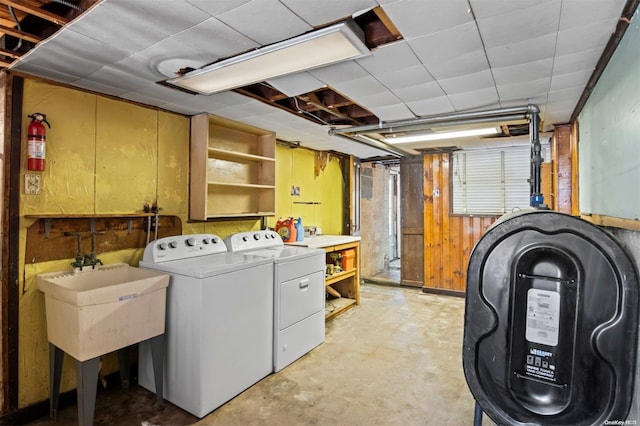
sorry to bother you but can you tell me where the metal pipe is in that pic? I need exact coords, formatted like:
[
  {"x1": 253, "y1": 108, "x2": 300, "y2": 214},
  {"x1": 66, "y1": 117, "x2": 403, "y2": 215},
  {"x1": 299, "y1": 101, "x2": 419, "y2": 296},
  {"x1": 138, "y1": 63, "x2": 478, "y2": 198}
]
[
  {"x1": 333, "y1": 133, "x2": 409, "y2": 158},
  {"x1": 528, "y1": 107, "x2": 544, "y2": 207},
  {"x1": 329, "y1": 104, "x2": 538, "y2": 136}
]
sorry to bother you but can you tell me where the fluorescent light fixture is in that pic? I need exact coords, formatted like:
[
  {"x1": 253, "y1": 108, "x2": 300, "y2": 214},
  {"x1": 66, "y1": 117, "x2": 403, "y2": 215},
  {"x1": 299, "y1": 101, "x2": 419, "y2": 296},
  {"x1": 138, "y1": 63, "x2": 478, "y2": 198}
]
[
  {"x1": 167, "y1": 20, "x2": 370, "y2": 95},
  {"x1": 383, "y1": 127, "x2": 500, "y2": 144}
]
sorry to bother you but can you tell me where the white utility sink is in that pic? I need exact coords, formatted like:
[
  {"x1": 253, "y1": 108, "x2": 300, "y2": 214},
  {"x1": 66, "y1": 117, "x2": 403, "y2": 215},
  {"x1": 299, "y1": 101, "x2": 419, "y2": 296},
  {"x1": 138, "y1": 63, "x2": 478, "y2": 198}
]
[{"x1": 37, "y1": 263, "x2": 169, "y2": 361}]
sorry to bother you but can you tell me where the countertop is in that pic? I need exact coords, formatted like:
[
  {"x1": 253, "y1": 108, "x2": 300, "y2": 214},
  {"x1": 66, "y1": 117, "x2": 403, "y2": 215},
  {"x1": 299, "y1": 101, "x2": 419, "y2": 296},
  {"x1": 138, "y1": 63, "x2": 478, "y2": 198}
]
[{"x1": 285, "y1": 235, "x2": 361, "y2": 249}]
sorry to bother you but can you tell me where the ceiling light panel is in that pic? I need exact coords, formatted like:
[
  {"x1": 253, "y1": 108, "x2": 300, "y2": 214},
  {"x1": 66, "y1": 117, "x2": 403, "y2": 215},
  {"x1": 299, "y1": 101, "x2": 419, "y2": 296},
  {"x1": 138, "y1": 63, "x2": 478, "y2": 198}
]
[
  {"x1": 167, "y1": 21, "x2": 370, "y2": 95},
  {"x1": 383, "y1": 127, "x2": 500, "y2": 144}
]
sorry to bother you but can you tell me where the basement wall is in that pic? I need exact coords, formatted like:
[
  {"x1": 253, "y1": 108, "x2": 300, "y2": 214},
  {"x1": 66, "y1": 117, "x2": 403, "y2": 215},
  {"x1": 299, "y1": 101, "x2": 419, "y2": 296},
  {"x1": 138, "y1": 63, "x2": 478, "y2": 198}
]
[
  {"x1": 359, "y1": 163, "x2": 391, "y2": 278},
  {"x1": 576, "y1": 9, "x2": 640, "y2": 419},
  {"x1": 14, "y1": 77, "x2": 345, "y2": 409}
]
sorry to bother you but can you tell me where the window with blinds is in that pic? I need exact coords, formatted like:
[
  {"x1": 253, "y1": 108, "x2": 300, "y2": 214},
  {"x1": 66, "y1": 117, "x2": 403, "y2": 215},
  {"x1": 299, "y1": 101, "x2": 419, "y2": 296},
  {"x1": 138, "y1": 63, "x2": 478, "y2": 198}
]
[{"x1": 451, "y1": 146, "x2": 532, "y2": 215}]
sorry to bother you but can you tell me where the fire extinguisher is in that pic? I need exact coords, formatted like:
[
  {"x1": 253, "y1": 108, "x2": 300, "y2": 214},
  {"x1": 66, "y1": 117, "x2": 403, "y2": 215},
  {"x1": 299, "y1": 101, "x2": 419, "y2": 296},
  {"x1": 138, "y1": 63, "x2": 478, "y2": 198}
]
[{"x1": 27, "y1": 113, "x2": 51, "y2": 171}]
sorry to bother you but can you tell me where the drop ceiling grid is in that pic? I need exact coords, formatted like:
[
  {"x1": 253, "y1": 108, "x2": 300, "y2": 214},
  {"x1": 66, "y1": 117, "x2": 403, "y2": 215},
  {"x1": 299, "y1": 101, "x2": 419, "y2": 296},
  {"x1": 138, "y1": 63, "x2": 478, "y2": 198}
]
[{"x1": 6, "y1": 0, "x2": 632, "y2": 158}]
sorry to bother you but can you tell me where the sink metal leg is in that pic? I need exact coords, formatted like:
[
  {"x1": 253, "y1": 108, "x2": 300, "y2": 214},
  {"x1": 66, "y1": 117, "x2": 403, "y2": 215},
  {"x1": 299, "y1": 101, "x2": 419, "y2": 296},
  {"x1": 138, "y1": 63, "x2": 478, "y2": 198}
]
[
  {"x1": 76, "y1": 356, "x2": 100, "y2": 426},
  {"x1": 149, "y1": 334, "x2": 165, "y2": 411},
  {"x1": 49, "y1": 344, "x2": 64, "y2": 421},
  {"x1": 117, "y1": 346, "x2": 131, "y2": 390}
]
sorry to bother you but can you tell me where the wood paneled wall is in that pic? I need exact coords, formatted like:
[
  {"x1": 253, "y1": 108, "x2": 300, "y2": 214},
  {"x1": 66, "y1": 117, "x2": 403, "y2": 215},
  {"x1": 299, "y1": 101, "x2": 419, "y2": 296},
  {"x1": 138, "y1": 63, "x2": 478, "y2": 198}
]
[
  {"x1": 422, "y1": 153, "x2": 497, "y2": 293},
  {"x1": 552, "y1": 124, "x2": 574, "y2": 213}
]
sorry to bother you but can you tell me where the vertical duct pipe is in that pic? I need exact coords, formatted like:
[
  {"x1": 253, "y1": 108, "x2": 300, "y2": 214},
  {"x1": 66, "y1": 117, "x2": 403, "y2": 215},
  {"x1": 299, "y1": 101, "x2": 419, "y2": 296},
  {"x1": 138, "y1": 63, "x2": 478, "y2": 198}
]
[{"x1": 528, "y1": 104, "x2": 544, "y2": 207}]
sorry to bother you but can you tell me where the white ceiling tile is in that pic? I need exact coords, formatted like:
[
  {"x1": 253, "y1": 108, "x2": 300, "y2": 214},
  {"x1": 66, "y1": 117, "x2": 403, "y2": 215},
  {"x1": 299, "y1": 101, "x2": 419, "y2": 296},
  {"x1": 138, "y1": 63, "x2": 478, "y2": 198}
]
[
  {"x1": 10, "y1": 61, "x2": 80, "y2": 83},
  {"x1": 81, "y1": 66, "x2": 157, "y2": 93},
  {"x1": 552, "y1": 48, "x2": 601, "y2": 75},
  {"x1": 72, "y1": 79, "x2": 128, "y2": 97},
  {"x1": 381, "y1": 0, "x2": 473, "y2": 39},
  {"x1": 45, "y1": 29, "x2": 130, "y2": 65},
  {"x1": 331, "y1": 76, "x2": 389, "y2": 99},
  {"x1": 171, "y1": 18, "x2": 259, "y2": 62},
  {"x1": 406, "y1": 96, "x2": 455, "y2": 116},
  {"x1": 476, "y1": 1, "x2": 562, "y2": 48},
  {"x1": 499, "y1": 95, "x2": 548, "y2": 109},
  {"x1": 485, "y1": 33, "x2": 556, "y2": 68},
  {"x1": 217, "y1": 0, "x2": 312, "y2": 44},
  {"x1": 392, "y1": 80, "x2": 445, "y2": 102},
  {"x1": 550, "y1": 69, "x2": 593, "y2": 91},
  {"x1": 309, "y1": 61, "x2": 370, "y2": 84},
  {"x1": 110, "y1": 56, "x2": 166, "y2": 83},
  {"x1": 70, "y1": 2, "x2": 168, "y2": 53},
  {"x1": 555, "y1": 18, "x2": 618, "y2": 56},
  {"x1": 439, "y1": 70, "x2": 494, "y2": 95},
  {"x1": 470, "y1": 0, "x2": 555, "y2": 19},
  {"x1": 134, "y1": 38, "x2": 210, "y2": 74},
  {"x1": 357, "y1": 41, "x2": 421, "y2": 75},
  {"x1": 280, "y1": 0, "x2": 378, "y2": 26},
  {"x1": 493, "y1": 58, "x2": 553, "y2": 86},
  {"x1": 497, "y1": 78, "x2": 551, "y2": 101},
  {"x1": 354, "y1": 90, "x2": 402, "y2": 108},
  {"x1": 425, "y1": 50, "x2": 489, "y2": 80},
  {"x1": 375, "y1": 66, "x2": 434, "y2": 91},
  {"x1": 547, "y1": 86, "x2": 583, "y2": 104},
  {"x1": 559, "y1": 0, "x2": 626, "y2": 31},
  {"x1": 13, "y1": 49, "x2": 103, "y2": 79},
  {"x1": 448, "y1": 88, "x2": 500, "y2": 111},
  {"x1": 110, "y1": 0, "x2": 211, "y2": 36},
  {"x1": 267, "y1": 73, "x2": 326, "y2": 97},
  {"x1": 409, "y1": 22, "x2": 483, "y2": 65},
  {"x1": 185, "y1": 0, "x2": 251, "y2": 15},
  {"x1": 370, "y1": 103, "x2": 415, "y2": 121}
]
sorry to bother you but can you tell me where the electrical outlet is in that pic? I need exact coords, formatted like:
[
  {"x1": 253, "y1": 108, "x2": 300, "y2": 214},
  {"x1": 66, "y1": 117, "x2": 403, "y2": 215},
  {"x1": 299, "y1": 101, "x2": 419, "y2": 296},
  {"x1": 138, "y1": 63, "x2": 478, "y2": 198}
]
[{"x1": 25, "y1": 173, "x2": 41, "y2": 195}]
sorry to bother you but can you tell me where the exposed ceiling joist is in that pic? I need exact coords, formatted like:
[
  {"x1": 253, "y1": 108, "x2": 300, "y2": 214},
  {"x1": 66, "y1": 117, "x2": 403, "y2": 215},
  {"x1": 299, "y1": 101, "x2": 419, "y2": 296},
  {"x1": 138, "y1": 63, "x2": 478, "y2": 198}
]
[
  {"x1": 0, "y1": 0, "x2": 69, "y2": 25},
  {"x1": 0, "y1": 47, "x2": 21, "y2": 59},
  {"x1": 0, "y1": 23, "x2": 43, "y2": 43}
]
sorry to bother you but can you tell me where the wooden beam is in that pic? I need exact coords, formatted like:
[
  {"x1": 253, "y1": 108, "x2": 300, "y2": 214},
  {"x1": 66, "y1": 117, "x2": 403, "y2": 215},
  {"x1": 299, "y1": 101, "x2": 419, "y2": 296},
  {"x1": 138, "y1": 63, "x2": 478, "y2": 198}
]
[
  {"x1": 581, "y1": 213, "x2": 640, "y2": 231},
  {"x1": 0, "y1": 24, "x2": 43, "y2": 44},
  {"x1": 0, "y1": 58, "x2": 12, "y2": 68},
  {"x1": 0, "y1": 0, "x2": 70, "y2": 25},
  {"x1": 0, "y1": 48, "x2": 21, "y2": 59}
]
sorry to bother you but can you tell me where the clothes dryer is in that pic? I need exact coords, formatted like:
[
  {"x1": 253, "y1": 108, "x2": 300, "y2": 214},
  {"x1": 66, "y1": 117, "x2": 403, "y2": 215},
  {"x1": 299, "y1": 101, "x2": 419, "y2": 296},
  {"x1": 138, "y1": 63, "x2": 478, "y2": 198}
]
[{"x1": 225, "y1": 230, "x2": 325, "y2": 372}]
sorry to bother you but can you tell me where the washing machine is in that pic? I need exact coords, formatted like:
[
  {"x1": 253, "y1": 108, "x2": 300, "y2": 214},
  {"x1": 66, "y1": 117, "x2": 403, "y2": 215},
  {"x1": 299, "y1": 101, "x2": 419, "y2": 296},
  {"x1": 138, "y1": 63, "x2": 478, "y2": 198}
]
[
  {"x1": 463, "y1": 210, "x2": 639, "y2": 425},
  {"x1": 224, "y1": 230, "x2": 325, "y2": 372},
  {"x1": 137, "y1": 234, "x2": 274, "y2": 418}
]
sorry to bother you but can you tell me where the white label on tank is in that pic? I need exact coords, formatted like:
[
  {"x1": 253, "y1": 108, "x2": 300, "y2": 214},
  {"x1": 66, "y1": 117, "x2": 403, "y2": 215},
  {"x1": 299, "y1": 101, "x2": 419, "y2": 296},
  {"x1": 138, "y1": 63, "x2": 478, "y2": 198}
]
[{"x1": 525, "y1": 289, "x2": 560, "y2": 346}]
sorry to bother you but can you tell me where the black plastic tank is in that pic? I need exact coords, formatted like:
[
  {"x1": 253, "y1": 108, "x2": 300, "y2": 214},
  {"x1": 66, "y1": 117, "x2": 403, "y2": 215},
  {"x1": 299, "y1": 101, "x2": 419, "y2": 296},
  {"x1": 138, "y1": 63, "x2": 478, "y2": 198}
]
[{"x1": 463, "y1": 210, "x2": 639, "y2": 425}]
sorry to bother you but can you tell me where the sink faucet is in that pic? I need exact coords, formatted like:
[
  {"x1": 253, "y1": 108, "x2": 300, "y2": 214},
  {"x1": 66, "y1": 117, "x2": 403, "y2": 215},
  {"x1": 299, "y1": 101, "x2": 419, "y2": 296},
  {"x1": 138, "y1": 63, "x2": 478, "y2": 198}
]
[
  {"x1": 65, "y1": 232, "x2": 85, "y2": 269},
  {"x1": 84, "y1": 231, "x2": 103, "y2": 269},
  {"x1": 64, "y1": 231, "x2": 103, "y2": 270}
]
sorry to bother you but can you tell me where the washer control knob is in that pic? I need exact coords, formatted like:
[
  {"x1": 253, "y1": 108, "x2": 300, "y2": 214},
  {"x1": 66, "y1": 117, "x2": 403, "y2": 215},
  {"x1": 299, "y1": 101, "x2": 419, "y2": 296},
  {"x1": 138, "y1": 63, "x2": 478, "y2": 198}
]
[
  {"x1": 242, "y1": 236, "x2": 249, "y2": 242},
  {"x1": 157, "y1": 242, "x2": 167, "y2": 250},
  {"x1": 202, "y1": 237, "x2": 210, "y2": 244},
  {"x1": 271, "y1": 232, "x2": 279, "y2": 239},
  {"x1": 253, "y1": 233, "x2": 261, "y2": 240},
  {"x1": 212, "y1": 236, "x2": 220, "y2": 244},
  {"x1": 169, "y1": 240, "x2": 178, "y2": 249},
  {"x1": 185, "y1": 237, "x2": 197, "y2": 247}
]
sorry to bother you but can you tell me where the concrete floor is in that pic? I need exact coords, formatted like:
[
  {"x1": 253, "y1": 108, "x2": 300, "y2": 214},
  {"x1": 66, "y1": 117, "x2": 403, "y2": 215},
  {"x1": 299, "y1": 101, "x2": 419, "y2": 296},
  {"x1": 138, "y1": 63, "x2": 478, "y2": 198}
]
[{"x1": 27, "y1": 283, "x2": 479, "y2": 426}]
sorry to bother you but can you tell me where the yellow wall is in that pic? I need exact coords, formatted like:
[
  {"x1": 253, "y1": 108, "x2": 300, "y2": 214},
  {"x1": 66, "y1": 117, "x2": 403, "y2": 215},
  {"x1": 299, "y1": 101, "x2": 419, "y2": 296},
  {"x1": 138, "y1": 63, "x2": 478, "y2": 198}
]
[
  {"x1": 15, "y1": 78, "x2": 344, "y2": 408},
  {"x1": 271, "y1": 147, "x2": 344, "y2": 235}
]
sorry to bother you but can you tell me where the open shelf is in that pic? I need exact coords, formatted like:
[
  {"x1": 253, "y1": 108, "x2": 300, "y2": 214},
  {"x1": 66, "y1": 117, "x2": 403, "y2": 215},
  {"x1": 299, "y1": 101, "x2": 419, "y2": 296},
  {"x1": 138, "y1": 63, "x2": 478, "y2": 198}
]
[
  {"x1": 190, "y1": 114, "x2": 276, "y2": 220},
  {"x1": 208, "y1": 147, "x2": 275, "y2": 163},
  {"x1": 325, "y1": 297, "x2": 357, "y2": 320},
  {"x1": 325, "y1": 268, "x2": 357, "y2": 286}
]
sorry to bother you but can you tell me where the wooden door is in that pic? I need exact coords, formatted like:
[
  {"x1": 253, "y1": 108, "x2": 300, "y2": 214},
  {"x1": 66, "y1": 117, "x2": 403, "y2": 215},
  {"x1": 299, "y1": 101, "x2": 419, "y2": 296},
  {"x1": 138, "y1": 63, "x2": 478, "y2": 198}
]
[{"x1": 400, "y1": 157, "x2": 424, "y2": 287}]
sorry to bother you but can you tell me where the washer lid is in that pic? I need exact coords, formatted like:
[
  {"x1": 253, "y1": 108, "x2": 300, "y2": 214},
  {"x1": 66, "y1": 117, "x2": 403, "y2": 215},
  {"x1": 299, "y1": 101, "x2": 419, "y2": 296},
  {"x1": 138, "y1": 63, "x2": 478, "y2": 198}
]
[{"x1": 140, "y1": 252, "x2": 271, "y2": 278}]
